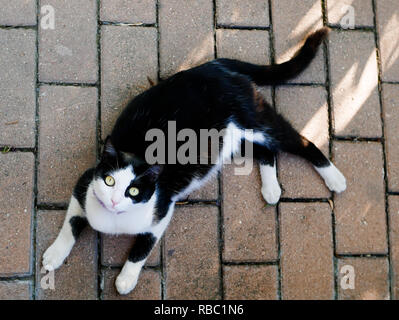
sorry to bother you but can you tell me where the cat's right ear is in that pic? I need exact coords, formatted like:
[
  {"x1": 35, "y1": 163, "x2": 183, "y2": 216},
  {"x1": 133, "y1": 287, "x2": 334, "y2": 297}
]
[{"x1": 102, "y1": 136, "x2": 117, "y2": 159}]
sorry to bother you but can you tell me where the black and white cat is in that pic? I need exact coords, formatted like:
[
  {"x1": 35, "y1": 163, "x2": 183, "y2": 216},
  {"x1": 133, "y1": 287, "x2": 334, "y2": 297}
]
[{"x1": 42, "y1": 28, "x2": 346, "y2": 295}]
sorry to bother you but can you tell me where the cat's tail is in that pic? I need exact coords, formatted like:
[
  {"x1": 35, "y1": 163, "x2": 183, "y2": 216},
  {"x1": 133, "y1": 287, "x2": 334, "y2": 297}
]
[{"x1": 217, "y1": 27, "x2": 329, "y2": 85}]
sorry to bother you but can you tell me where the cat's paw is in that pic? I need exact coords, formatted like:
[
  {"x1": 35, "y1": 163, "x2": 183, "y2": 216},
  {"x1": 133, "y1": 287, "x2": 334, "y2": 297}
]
[
  {"x1": 42, "y1": 242, "x2": 69, "y2": 271},
  {"x1": 115, "y1": 273, "x2": 138, "y2": 295},
  {"x1": 261, "y1": 182, "x2": 282, "y2": 205},
  {"x1": 316, "y1": 164, "x2": 347, "y2": 193}
]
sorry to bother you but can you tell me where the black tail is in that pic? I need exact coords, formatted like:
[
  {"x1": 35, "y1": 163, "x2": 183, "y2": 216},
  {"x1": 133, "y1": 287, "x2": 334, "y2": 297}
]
[{"x1": 217, "y1": 28, "x2": 330, "y2": 85}]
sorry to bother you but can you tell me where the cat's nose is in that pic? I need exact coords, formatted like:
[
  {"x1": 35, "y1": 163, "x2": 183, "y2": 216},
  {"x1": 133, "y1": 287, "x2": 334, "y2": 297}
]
[{"x1": 111, "y1": 199, "x2": 119, "y2": 207}]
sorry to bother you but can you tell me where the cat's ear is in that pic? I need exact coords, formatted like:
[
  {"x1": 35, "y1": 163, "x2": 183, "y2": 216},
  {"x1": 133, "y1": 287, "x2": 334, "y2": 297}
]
[
  {"x1": 143, "y1": 164, "x2": 163, "y2": 182},
  {"x1": 102, "y1": 136, "x2": 117, "y2": 159}
]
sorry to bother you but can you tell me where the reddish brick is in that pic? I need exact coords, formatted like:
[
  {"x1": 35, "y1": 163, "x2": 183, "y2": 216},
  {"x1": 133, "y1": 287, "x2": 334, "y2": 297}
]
[
  {"x1": 0, "y1": 281, "x2": 31, "y2": 300},
  {"x1": 187, "y1": 175, "x2": 219, "y2": 201},
  {"x1": 102, "y1": 268, "x2": 161, "y2": 300},
  {"x1": 35, "y1": 210, "x2": 97, "y2": 300},
  {"x1": 276, "y1": 86, "x2": 330, "y2": 198},
  {"x1": 0, "y1": 29, "x2": 36, "y2": 148},
  {"x1": 165, "y1": 205, "x2": 220, "y2": 299},
  {"x1": 389, "y1": 196, "x2": 399, "y2": 299},
  {"x1": 337, "y1": 258, "x2": 389, "y2": 300},
  {"x1": 216, "y1": 29, "x2": 270, "y2": 64},
  {"x1": 216, "y1": 0, "x2": 269, "y2": 27},
  {"x1": 222, "y1": 164, "x2": 277, "y2": 262},
  {"x1": 101, "y1": 26, "x2": 157, "y2": 137},
  {"x1": 328, "y1": 30, "x2": 382, "y2": 138},
  {"x1": 382, "y1": 84, "x2": 399, "y2": 192},
  {"x1": 100, "y1": 0, "x2": 156, "y2": 24},
  {"x1": 38, "y1": 86, "x2": 97, "y2": 204},
  {"x1": 224, "y1": 265, "x2": 278, "y2": 300},
  {"x1": 101, "y1": 234, "x2": 160, "y2": 267},
  {"x1": 376, "y1": 0, "x2": 399, "y2": 82},
  {"x1": 333, "y1": 142, "x2": 387, "y2": 254},
  {"x1": 0, "y1": 152, "x2": 34, "y2": 276},
  {"x1": 280, "y1": 202, "x2": 334, "y2": 300},
  {"x1": 327, "y1": 0, "x2": 374, "y2": 27},
  {"x1": 0, "y1": 1, "x2": 36, "y2": 26},
  {"x1": 159, "y1": 0, "x2": 214, "y2": 78},
  {"x1": 271, "y1": 0, "x2": 325, "y2": 84},
  {"x1": 39, "y1": 0, "x2": 98, "y2": 83}
]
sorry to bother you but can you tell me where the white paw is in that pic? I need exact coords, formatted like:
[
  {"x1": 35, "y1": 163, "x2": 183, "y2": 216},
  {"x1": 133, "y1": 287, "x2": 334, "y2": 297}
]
[
  {"x1": 115, "y1": 273, "x2": 138, "y2": 295},
  {"x1": 261, "y1": 182, "x2": 282, "y2": 205},
  {"x1": 42, "y1": 242, "x2": 70, "y2": 271},
  {"x1": 316, "y1": 164, "x2": 347, "y2": 193}
]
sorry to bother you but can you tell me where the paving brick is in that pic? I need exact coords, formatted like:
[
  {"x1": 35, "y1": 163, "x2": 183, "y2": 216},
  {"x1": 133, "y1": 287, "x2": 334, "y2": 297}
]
[
  {"x1": 216, "y1": 0, "x2": 269, "y2": 27},
  {"x1": 382, "y1": 84, "x2": 399, "y2": 192},
  {"x1": 0, "y1": 1, "x2": 36, "y2": 26},
  {"x1": 276, "y1": 86, "x2": 330, "y2": 198},
  {"x1": 38, "y1": 0, "x2": 98, "y2": 83},
  {"x1": 101, "y1": 26, "x2": 157, "y2": 137},
  {"x1": 333, "y1": 142, "x2": 387, "y2": 254},
  {"x1": 38, "y1": 86, "x2": 97, "y2": 204},
  {"x1": 101, "y1": 234, "x2": 160, "y2": 267},
  {"x1": 0, "y1": 153, "x2": 34, "y2": 276},
  {"x1": 389, "y1": 196, "x2": 399, "y2": 299},
  {"x1": 222, "y1": 164, "x2": 277, "y2": 262},
  {"x1": 187, "y1": 175, "x2": 219, "y2": 201},
  {"x1": 337, "y1": 258, "x2": 389, "y2": 300},
  {"x1": 102, "y1": 268, "x2": 161, "y2": 300},
  {"x1": 271, "y1": 0, "x2": 325, "y2": 84},
  {"x1": 100, "y1": 0, "x2": 156, "y2": 24},
  {"x1": 165, "y1": 205, "x2": 220, "y2": 299},
  {"x1": 159, "y1": 0, "x2": 214, "y2": 79},
  {"x1": 328, "y1": 30, "x2": 382, "y2": 138},
  {"x1": 0, "y1": 281, "x2": 31, "y2": 300},
  {"x1": 223, "y1": 265, "x2": 278, "y2": 300},
  {"x1": 35, "y1": 210, "x2": 97, "y2": 300},
  {"x1": 327, "y1": 0, "x2": 374, "y2": 27},
  {"x1": 280, "y1": 202, "x2": 334, "y2": 300},
  {"x1": 376, "y1": 0, "x2": 399, "y2": 82},
  {"x1": 0, "y1": 29, "x2": 36, "y2": 148},
  {"x1": 216, "y1": 29, "x2": 270, "y2": 64}
]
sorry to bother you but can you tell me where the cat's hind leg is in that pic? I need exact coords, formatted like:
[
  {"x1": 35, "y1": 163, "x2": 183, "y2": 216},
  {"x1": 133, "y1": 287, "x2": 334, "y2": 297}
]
[{"x1": 42, "y1": 196, "x2": 87, "y2": 271}]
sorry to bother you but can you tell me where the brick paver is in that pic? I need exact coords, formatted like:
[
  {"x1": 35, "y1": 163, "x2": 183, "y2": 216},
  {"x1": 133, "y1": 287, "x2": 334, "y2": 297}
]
[
  {"x1": 38, "y1": 86, "x2": 97, "y2": 204},
  {"x1": 0, "y1": 29, "x2": 36, "y2": 148},
  {"x1": 333, "y1": 142, "x2": 387, "y2": 254},
  {"x1": 38, "y1": 0, "x2": 98, "y2": 83},
  {"x1": 35, "y1": 210, "x2": 97, "y2": 299},
  {"x1": 1, "y1": 0, "x2": 398, "y2": 301},
  {"x1": 0, "y1": 153, "x2": 34, "y2": 276},
  {"x1": 280, "y1": 202, "x2": 334, "y2": 300}
]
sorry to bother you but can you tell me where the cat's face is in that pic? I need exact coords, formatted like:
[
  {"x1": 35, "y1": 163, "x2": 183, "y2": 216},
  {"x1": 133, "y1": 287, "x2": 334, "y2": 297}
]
[{"x1": 92, "y1": 137, "x2": 161, "y2": 214}]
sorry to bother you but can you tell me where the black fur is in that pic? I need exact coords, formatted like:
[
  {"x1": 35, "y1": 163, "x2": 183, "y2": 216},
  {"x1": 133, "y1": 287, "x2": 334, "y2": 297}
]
[
  {"x1": 69, "y1": 216, "x2": 87, "y2": 240},
  {"x1": 128, "y1": 233, "x2": 156, "y2": 263},
  {"x1": 73, "y1": 168, "x2": 95, "y2": 209}
]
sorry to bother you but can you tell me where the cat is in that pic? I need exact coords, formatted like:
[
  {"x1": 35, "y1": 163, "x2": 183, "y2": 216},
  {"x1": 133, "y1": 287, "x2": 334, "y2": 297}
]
[{"x1": 42, "y1": 27, "x2": 346, "y2": 295}]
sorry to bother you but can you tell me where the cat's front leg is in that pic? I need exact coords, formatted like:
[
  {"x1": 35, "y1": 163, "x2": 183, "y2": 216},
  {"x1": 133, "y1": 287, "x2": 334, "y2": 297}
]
[
  {"x1": 42, "y1": 196, "x2": 87, "y2": 271},
  {"x1": 116, "y1": 202, "x2": 175, "y2": 295}
]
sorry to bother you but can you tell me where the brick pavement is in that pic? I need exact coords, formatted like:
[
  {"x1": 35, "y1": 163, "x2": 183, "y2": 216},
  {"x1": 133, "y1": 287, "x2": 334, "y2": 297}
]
[{"x1": 0, "y1": 0, "x2": 398, "y2": 300}]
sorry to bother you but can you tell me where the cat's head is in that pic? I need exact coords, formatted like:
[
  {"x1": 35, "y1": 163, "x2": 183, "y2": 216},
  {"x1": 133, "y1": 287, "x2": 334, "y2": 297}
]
[{"x1": 92, "y1": 137, "x2": 162, "y2": 214}]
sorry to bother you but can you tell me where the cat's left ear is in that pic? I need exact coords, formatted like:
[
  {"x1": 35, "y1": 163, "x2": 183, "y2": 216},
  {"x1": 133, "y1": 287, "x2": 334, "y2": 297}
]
[
  {"x1": 102, "y1": 136, "x2": 117, "y2": 159},
  {"x1": 143, "y1": 164, "x2": 163, "y2": 182}
]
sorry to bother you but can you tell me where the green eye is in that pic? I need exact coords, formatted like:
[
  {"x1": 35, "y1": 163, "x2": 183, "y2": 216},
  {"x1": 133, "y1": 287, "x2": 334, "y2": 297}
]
[
  {"x1": 104, "y1": 175, "x2": 115, "y2": 186},
  {"x1": 129, "y1": 187, "x2": 139, "y2": 196}
]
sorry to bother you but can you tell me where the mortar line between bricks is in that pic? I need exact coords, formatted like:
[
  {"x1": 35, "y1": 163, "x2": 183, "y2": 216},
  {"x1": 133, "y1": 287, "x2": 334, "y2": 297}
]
[
  {"x1": 0, "y1": 25, "x2": 37, "y2": 30},
  {"x1": 155, "y1": 0, "x2": 165, "y2": 301},
  {"x1": 0, "y1": 147, "x2": 36, "y2": 153},
  {"x1": 212, "y1": 0, "x2": 224, "y2": 300},
  {"x1": 32, "y1": 0, "x2": 40, "y2": 301},
  {"x1": 326, "y1": 24, "x2": 375, "y2": 31},
  {"x1": 38, "y1": 81, "x2": 98, "y2": 87},
  {"x1": 100, "y1": 21, "x2": 157, "y2": 28},
  {"x1": 336, "y1": 253, "x2": 388, "y2": 259},
  {"x1": 223, "y1": 261, "x2": 279, "y2": 267},
  {"x1": 372, "y1": 0, "x2": 393, "y2": 300},
  {"x1": 0, "y1": 275, "x2": 35, "y2": 282},
  {"x1": 389, "y1": 192, "x2": 399, "y2": 196},
  {"x1": 322, "y1": 0, "x2": 338, "y2": 300},
  {"x1": 268, "y1": 0, "x2": 281, "y2": 301},
  {"x1": 96, "y1": 0, "x2": 102, "y2": 301},
  {"x1": 216, "y1": 25, "x2": 270, "y2": 31},
  {"x1": 333, "y1": 136, "x2": 382, "y2": 142}
]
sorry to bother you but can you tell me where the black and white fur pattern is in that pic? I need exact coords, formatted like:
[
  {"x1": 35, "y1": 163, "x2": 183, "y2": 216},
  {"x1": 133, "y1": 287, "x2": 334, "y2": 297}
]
[{"x1": 43, "y1": 28, "x2": 346, "y2": 295}]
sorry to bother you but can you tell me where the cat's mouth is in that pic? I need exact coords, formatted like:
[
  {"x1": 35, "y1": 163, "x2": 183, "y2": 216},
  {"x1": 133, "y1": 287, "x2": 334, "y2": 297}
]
[{"x1": 93, "y1": 189, "x2": 126, "y2": 215}]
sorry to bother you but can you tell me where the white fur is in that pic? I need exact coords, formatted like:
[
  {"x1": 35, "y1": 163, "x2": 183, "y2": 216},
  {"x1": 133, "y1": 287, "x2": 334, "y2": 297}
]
[
  {"x1": 315, "y1": 162, "x2": 347, "y2": 193},
  {"x1": 42, "y1": 196, "x2": 83, "y2": 271},
  {"x1": 260, "y1": 162, "x2": 281, "y2": 205}
]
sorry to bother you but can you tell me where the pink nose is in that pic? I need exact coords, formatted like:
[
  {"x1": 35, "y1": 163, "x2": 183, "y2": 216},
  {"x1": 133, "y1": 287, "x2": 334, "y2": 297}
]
[{"x1": 111, "y1": 199, "x2": 119, "y2": 207}]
